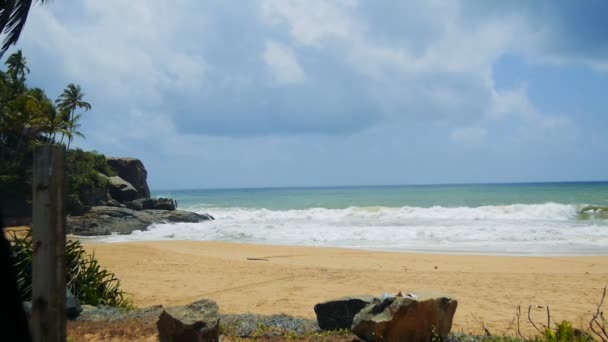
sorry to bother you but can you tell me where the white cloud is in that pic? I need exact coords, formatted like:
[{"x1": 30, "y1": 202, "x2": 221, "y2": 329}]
[
  {"x1": 450, "y1": 125, "x2": 488, "y2": 145},
  {"x1": 263, "y1": 40, "x2": 305, "y2": 84},
  {"x1": 261, "y1": 0, "x2": 356, "y2": 47},
  {"x1": 12, "y1": 0, "x2": 604, "y2": 187}
]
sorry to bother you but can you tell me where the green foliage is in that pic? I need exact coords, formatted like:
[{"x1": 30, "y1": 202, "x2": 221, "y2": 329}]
[
  {"x1": 0, "y1": 50, "x2": 94, "y2": 216},
  {"x1": 8, "y1": 231, "x2": 131, "y2": 308},
  {"x1": 66, "y1": 149, "x2": 115, "y2": 214},
  {"x1": 542, "y1": 321, "x2": 593, "y2": 342}
]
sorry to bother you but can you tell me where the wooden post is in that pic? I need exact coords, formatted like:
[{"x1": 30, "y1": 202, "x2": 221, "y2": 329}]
[{"x1": 31, "y1": 145, "x2": 66, "y2": 342}]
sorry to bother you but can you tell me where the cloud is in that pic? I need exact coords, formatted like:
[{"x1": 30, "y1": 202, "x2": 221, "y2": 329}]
[
  {"x1": 261, "y1": 0, "x2": 356, "y2": 47},
  {"x1": 263, "y1": 40, "x2": 305, "y2": 84},
  {"x1": 19, "y1": 0, "x2": 595, "y2": 140},
  {"x1": 9, "y1": 0, "x2": 608, "y2": 187},
  {"x1": 450, "y1": 125, "x2": 488, "y2": 145}
]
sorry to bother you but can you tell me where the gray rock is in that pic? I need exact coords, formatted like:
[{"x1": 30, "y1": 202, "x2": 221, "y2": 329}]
[
  {"x1": 66, "y1": 288, "x2": 83, "y2": 319},
  {"x1": 352, "y1": 292, "x2": 458, "y2": 342},
  {"x1": 107, "y1": 158, "x2": 150, "y2": 199},
  {"x1": 107, "y1": 176, "x2": 138, "y2": 203},
  {"x1": 67, "y1": 206, "x2": 214, "y2": 236},
  {"x1": 77, "y1": 305, "x2": 164, "y2": 323},
  {"x1": 221, "y1": 313, "x2": 318, "y2": 337},
  {"x1": 22, "y1": 301, "x2": 31, "y2": 318},
  {"x1": 314, "y1": 295, "x2": 376, "y2": 330},
  {"x1": 22, "y1": 288, "x2": 83, "y2": 320},
  {"x1": 126, "y1": 198, "x2": 177, "y2": 211},
  {"x1": 101, "y1": 198, "x2": 125, "y2": 208},
  {"x1": 157, "y1": 299, "x2": 220, "y2": 342}
]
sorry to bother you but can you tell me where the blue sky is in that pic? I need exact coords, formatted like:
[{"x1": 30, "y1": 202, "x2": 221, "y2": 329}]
[{"x1": 10, "y1": 0, "x2": 608, "y2": 189}]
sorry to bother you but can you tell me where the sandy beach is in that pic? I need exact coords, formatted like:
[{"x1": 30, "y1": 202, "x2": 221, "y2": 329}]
[{"x1": 83, "y1": 240, "x2": 608, "y2": 335}]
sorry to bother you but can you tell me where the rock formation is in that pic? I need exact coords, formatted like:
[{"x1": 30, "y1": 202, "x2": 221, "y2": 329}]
[
  {"x1": 107, "y1": 157, "x2": 150, "y2": 199},
  {"x1": 351, "y1": 292, "x2": 458, "y2": 342},
  {"x1": 106, "y1": 175, "x2": 138, "y2": 203},
  {"x1": 314, "y1": 295, "x2": 376, "y2": 330},
  {"x1": 125, "y1": 198, "x2": 177, "y2": 211},
  {"x1": 157, "y1": 299, "x2": 220, "y2": 342},
  {"x1": 67, "y1": 206, "x2": 214, "y2": 236}
]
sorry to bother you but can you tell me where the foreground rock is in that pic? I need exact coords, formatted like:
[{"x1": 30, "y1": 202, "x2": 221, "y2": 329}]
[
  {"x1": 157, "y1": 299, "x2": 220, "y2": 342},
  {"x1": 67, "y1": 206, "x2": 214, "y2": 236},
  {"x1": 352, "y1": 293, "x2": 458, "y2": 342},
  {"x1": 22, "y1": 289, "x2": 82, "y2": 320},
  {"x1": 107, "y1": 157, "x2": 150, "y2": 199},
  {"x1": 78, "y1": 306, "x2": 319, "y2": 338},
  {"x1": 314, "y1": 295, "x2": 376, "y2": 330},
  {"x1": 66, "y1": 288, "x2": 83, "y2": 319}
]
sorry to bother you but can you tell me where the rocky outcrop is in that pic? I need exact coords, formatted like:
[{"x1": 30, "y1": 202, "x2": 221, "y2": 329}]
[
  {"x1": 107, "y1": 175, "x2": 138, "y2": 203},
  {"x1": 157, "y1": 299, "x2": 220, "y2": 342},
  {"x1": 125, "y1": 198, "x2": 177, "y2": 211},
  {"x1": 351, "y1": 293, "x2": 458, "y2": 342},
  {"x1": 66, "y1": 288, "x2": 83, "y2": 319},
  {"x1": 67, "y1": 206, "x2": 214, "y2": 236},
  {"x1": 107, "y1": 158, "x2": 150, "y2": 199},
  {"x1": 314, "y1": 296, "x2": 376, "y2": 330},
  {"x1": 22, "y1": 288, "x2": 82, "y2": 320}
]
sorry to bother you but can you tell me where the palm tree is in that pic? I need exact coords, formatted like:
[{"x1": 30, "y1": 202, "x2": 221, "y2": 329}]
[
  {"x1": 5, "y1": 49, "x2": 28, "y2": 82},
  {"x1": 0, "y1": 0, "x2": 48, "y2": 57},
  {"x1": 56, "y1": 84, "x2": 91, "y2": 150}
]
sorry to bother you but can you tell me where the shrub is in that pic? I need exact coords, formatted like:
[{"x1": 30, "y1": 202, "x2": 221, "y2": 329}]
[
  {"x1": 66, "y1": 149, "x2": 115, "y2": 214},
  {"x1": 9, "y1": 231, "x2": 131, "y2": 308}
]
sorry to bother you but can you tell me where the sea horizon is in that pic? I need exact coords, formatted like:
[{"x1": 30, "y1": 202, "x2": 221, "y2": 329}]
[{"x1": 152, "y1": 179, "x2": 608, "y2": 193}]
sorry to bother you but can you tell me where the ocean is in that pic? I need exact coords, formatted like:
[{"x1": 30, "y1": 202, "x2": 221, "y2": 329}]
[{"x1": 100, "y1": 182, "x2": 608, "y2": 255}]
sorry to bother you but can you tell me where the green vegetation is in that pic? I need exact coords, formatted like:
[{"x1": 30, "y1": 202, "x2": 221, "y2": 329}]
[
  {"x1": 543, "y1": 321, "x2": 593, "y2": 342},
  {"x1": 0, "y1": 1, "x2": 49, "y2": 57},
  {"x1": 9, "y1": 230, "x2": 131, "y2": 308},
  {"x1": 66, "y1": 149, "x2": 115, "y2": 214},
  {"x1": 0, "y1": 50, "x2": 104, "y2": 215}
]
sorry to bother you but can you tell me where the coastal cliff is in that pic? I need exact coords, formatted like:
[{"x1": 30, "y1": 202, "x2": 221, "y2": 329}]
[
  {"x1": 1, "y1": 149, "x2": 213, "y2": 234},
  {"x1": 66, "y1": 153, "x2": 213, "y2": 235}
]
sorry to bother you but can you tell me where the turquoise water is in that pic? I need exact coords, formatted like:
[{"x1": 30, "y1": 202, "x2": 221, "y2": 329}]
[
  {"x1": 101, "y1": 182, "x2": 608, "y2": 255},
  {"x1": 156, "y1": 182, "x2": 608, "y2": 210}
]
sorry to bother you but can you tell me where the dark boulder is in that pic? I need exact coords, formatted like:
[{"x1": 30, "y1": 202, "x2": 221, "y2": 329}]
[
  {"x1": 126, "y1": 198, "x2": 177, "y2": 211},
  {"x1": 157, "y1": 299, "x2": 220, "y2": 342},
  {"x1": 67, "y1": 206, "x2": 214, "y2": 236},
  {"x1": 101, "y1": 198, "x2": 126, "y2": 208},
  {"x1": 107, "y1": 176, "x2": 138, "y2": 203},
  {"x1": 314, "y1": 295, "x2": 376, "y2": 330},
  {"x1": 66, "y1": 288, "x2": 83, "y2": 319},
  {"x1": 22, "y1": 288, "x2": 82, "y2": 320},
  {"x1": 107, "y1": 158, "x2": 150, "y2": 199},
  {"x1": 351, "y1": 292, "x2": 458, "y2": 342}
]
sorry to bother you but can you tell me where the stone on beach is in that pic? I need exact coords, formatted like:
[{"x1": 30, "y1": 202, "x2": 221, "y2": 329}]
[
  {"x1": 351, "y1": 292, "x2": 457, "y2": 342},
  {"x1": 314, "y1": 295, "x2": 376, "y2": 330},
  {"x1": 157, "y1": 299, "x2": 220, "y2": 342},
  {"x1": 22, "y1": 288, "x2": 82, "y2": 320}
]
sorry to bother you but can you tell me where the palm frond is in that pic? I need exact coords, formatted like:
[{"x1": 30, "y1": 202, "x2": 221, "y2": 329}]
[{"x1": 0, "y1": 0, "x2": 47, "y2": 58}]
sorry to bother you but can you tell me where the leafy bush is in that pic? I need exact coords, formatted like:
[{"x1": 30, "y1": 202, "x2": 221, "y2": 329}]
[
  {"x1": 543, "y1": 321, "x2": 593, "y2": 342},
  {"x1": 66, "y1": 148, "x2": 115, "y2": 214},
  {"x1": 9, "y1": 231, "x2": 131, "y2": 308}
]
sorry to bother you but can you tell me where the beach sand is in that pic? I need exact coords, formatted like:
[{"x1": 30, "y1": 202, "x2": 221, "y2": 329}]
[{"x1": 83, "y1": 240, "x2": 607, "y2": 335}]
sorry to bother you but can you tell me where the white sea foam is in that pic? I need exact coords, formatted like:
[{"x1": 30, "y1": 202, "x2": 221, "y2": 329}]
[{"x1": 97, "y1": 203, "x2": 608, "y2": 255}]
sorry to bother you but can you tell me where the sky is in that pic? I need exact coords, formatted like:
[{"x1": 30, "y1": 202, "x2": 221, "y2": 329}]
[{"x1": 9, "y1": 0, "x2": 608, "y2": 189}]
